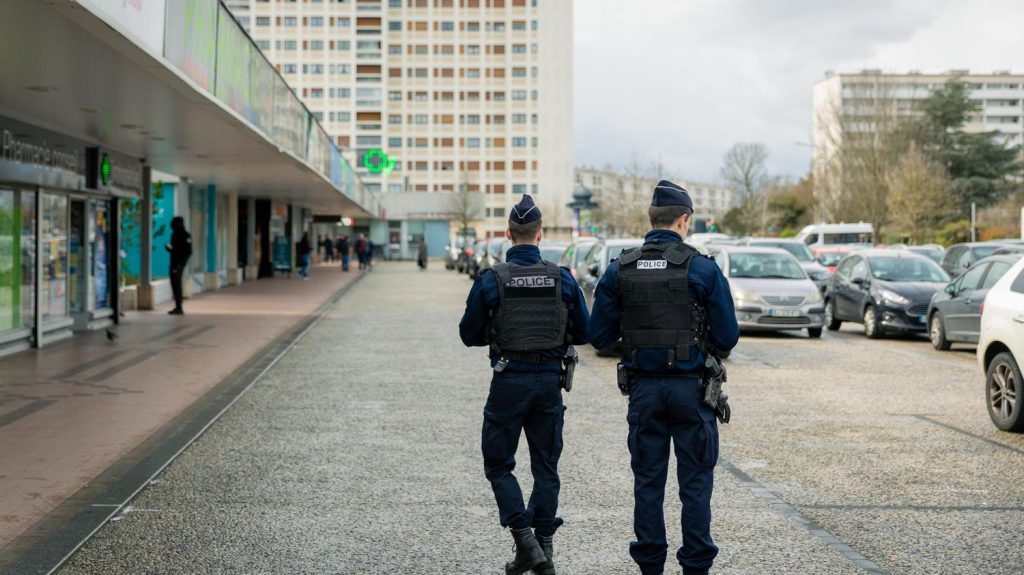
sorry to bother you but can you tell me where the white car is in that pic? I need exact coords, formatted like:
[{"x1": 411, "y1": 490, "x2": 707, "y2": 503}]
[{"x1": 978, "y1": 256, "x2": 1024, "y2": 432}]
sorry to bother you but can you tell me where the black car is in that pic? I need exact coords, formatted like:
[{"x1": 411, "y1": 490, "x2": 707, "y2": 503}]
[
  {"x1": 940, "y1": 242, "x2": 1008, "y2": 278},
  {"x1": 825, "y1": 250, "x2": 951, "y2": 339},
  {"x1": 927, "y1": 254, "x2": 1022, "y2": 350}
]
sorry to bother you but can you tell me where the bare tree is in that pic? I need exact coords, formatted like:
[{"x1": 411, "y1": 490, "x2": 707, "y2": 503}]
[
  {"x1": 720, "y1": 143, "x2": 770, "y2": 234},
  {"x1": 886, "y1": 142, "x2": 952, "y2": 243},
  {"x1": 447, "y1": 172, "x2": 483, "y2": 243}
]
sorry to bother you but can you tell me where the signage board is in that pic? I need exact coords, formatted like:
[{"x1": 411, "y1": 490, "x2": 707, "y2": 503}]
[
  {"x1": 164, "y1": 0, "x2": 218, "y2": 91},
  {"x1": 0, "y1": 115, "x2": 85, "y2": 190},
  {"x1": 78, "y1": 0, "x2": 167, "y2": 55},
  {"x1": 86, "y1": 148, "x2": 143, "y2": 198}
]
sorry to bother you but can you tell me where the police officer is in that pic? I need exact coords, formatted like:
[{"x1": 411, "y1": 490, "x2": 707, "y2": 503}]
[
  {"x1": 459, "y1": 195, "x2": 590, "y2": 575},
  {"x1": 588, "y1": 181, "x2": 739, "y2": 575}
]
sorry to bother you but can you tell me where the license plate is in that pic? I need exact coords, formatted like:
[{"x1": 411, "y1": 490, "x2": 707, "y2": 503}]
[{"x1": 768, "y1": 309, "x2": 801, "y2": 317}]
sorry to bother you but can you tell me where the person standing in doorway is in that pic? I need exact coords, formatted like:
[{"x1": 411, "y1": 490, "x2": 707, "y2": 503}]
[
  {"x1": 166, "y1": 216, "x2": 192, "y2": 316},
  {"x1": 297, "y1": 232, "x2": 313, "y2": 280},
  {"x1": 337, "y1": 235, "x2": 351, "y2": 272},
  {"x1": 417, "y1": 239, "x2": 428, "y2": 270}
]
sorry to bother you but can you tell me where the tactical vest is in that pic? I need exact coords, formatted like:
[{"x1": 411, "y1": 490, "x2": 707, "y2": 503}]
[
  {"x1": 489, "y1": 261, "x2": 568, "y2": 353},
  {"x1": 617, "y1": 242, "x2": 706, "y2": 368}
]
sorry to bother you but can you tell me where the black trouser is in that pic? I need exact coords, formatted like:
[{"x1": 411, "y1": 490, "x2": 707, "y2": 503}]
[{"x1": 170, "y1": 265, "x2": 184, "y2": 309}]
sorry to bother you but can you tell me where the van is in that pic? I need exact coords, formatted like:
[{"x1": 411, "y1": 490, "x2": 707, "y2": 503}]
[{"x1": 795, "y1": 223, "x2": 874, "y2": 249}]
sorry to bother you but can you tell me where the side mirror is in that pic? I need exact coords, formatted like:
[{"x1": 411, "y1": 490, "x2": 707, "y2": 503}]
[
  {"x1": 945, "y1": 283, "x2": 958, "y2": 295},
  {"x1": 963, "y1": 261, "x2": 971, "y2": 268},
  {"x1": 588, "y1": 263, "x2": 600, "y2": 277}
]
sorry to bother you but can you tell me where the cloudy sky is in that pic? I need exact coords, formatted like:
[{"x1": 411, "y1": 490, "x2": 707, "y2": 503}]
[{"x1": 574, "y1": 0, "x2": 1024, "y2": 184}]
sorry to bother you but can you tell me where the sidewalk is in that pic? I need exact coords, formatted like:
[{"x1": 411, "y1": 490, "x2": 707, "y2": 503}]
[{"x1": 0, "y1": 263, "x2": 363, "y2": 555}]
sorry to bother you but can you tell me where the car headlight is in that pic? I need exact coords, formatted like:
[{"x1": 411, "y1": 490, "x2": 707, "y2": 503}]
[
  {"x1": 734, "y1": 288, "x2": 764, "y2": 304},
  {"x1": 878, "y1": 288, "x2": 910, "y2": 306},
  {"x1": 806, "y1": 289, "x2": 823, "y2": 304}
]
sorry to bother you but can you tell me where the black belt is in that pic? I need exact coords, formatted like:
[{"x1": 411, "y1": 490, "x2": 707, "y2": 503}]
[
  {"x1": 494, "y1": 352, "x2": 563, "y2": 365},
  {"x1": 628, "y1": 369, "x2": 702, "y2": 379}
]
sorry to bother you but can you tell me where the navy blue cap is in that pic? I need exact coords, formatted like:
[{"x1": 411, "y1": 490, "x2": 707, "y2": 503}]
[
  {"x1": 651, "y1": 180, "x2": 693, "y2": 210},
  {"x1": 509, "y1": 194, "x2": 542, "y2": 224}
]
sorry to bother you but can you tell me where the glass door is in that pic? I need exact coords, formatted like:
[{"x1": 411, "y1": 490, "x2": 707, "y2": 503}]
[
  {"x1": 92, "y1": 200, "x2": 111, "y2": 310},
  {"x1": 40, "y1": 193, "x2": 68, "y2": 321},
  {"x1": 69, "y1": 199, "x2": 87, "y2": 315},
  {"x1": 0, "y1": 189, "x2": 17, "y2": 332}
]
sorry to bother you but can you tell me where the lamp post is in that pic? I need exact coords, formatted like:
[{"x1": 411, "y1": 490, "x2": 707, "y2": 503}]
[{"x1": 566, "y1": 183, "x2": 600, "y2": 241}]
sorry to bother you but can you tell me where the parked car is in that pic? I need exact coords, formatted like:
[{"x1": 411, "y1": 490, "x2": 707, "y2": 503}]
[
  {"x1": 824, "y1": 249, "x2": 950, "y2": 339},
  {"x1": 455, "y1": 241, "x2": 476, "y2": 273},
  {"x1": 892, "y1": 244, "x2": 945, "y2": 265},
  {"x1": 466, "y1": 239, "x2": 488, "y2": 278},
  {"x1": 811, "y1": 246, "x2": 855, "y2": 274},
  {"x1": 740, "y1": 238, "x2": 830, "y2": 291},
  {"x1": 928, "y1": 254, "x2": 1021, "y2": 351},
  {"x1": 539, "y1": 241, "x2": 569, "y2": 264},
  {"x1": 795, "y1": 222, "x2": 873, "y2": 249},
  {"x1": 940, "y1": 242, "x2": 1008, "y2": 278},
  {"x1": 977, "y1": 256, "x2": 1024, "y2": 431},
  {"x1": 445, "y1": 237, "x2": 471, "y2": 270},
  {"x1": 709, "y1": 246, "x2": 825, "y2": 338},
  {"x1": 577, "y1": 238, "x2": 644, "y2": 308},
  {"x1": 480, "y1": 238, "x2": 511, "y2": 273},
  {"x1": 558, "y1": 238, "x2": 598, "y2": 278},
  {"x1": 687, "y1": 233, "x2": 732, "y2": 248}
]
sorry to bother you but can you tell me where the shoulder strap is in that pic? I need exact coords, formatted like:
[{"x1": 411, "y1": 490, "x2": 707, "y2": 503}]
[
  {"x1": 618, "y1": 248, "x2": 642, "y2": 266},
  {"x1": 664, "y1": 243, "x2": 696, "y2": 265},
  {"x1": 493, "y1": 262, "x2": 512, "y2": 286}
]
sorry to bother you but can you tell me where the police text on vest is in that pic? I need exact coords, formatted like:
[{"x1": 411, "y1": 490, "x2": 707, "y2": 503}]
[
  {"x1": 636, "y1": 260, "x2": 668, "y2": 269},
  {"x1": 507, "y1": 276, "x2": 556, "y2": 287}
]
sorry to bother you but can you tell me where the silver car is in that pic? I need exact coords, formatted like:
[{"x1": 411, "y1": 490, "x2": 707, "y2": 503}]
[
  {"x1": 740, "y1": 238, "x2": 830, "y2": 291},
  {"x1": 709, "y1": 246, "x2": 826, "y2": 338}
]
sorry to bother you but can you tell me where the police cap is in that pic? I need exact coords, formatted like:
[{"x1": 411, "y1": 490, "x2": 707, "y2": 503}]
[
  {"x1": 651, "y1": 180, "x2": 693, "y2": 211},
  {"x1": 509, "y1": 194, "x2": 542, "y2": 225}
]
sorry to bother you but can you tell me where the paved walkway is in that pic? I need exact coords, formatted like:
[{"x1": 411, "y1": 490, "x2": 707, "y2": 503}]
[{"x1": 0, "y1": 262, "x2": 363, "y2": 557}]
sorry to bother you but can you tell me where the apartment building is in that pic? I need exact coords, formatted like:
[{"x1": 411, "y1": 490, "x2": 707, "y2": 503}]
[
  {"x1": 813, "y1": 70, "x2": 1024, "y2": 216},
  {"x1": 574, "y1": 166, "x2": 736, "y2": 216},
  {"x1": 227, "y1": 0, "x2": 573, "y2": 256}
]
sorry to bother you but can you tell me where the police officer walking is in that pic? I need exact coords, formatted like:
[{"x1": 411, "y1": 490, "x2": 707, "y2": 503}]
[
  {"x1": 459, "y1": 195, "x2": 590, "y2": 575},
  {"x1": 588, "y1": 181, "x2": 739, "y2": 575}
]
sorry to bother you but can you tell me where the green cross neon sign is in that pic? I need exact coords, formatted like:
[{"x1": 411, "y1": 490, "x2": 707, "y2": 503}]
[
  {"x1": 362, "y1": 148, "x2": 396, "y2": 175},
  {"x1": 100, "y1": 153, "x2": 112, "y2": 186}
]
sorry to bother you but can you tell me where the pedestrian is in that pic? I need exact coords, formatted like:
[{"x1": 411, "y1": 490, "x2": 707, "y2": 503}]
[
  {"x1": 317, "y1": 234, "x2": 324, "y2": 261},
  {"x1": 417, "y1": 239, "x2": 428, "y2": 270},
  {"x1": 587, "y1": 180, "x2": 739, "y2": 575},
  {"x1": 366, "y1": 238, "x2": 375, "y2": 269},
  {"x1": 297, "y1": 232, "x2": 313, "y2": 280},
  {"x1": 320, "y1": 236, "x2": 330, "y2": 263},
  {"x1": 165, "y1": 216, "x2": 192, "y2": 316},
  {"x1": 459, "y1": 194, "x2": 590, "y2": 575},
  {"x1": 355, "y1": 234, "x2": 368, "y2": 270},
  {"x1": 337, "y1": 235, "x2": 351, "y2": 272}
]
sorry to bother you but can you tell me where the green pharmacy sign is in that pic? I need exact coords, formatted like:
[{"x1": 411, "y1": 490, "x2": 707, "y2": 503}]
[
  {"x1": 362, "y1": 149, "x2": 396, "y2": 175},
  {"x1": 100, "y1": 153, "x2": 112, "y2": 186}
]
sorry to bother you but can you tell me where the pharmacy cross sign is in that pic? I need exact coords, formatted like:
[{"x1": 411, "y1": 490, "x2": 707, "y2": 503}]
[{"x1": 362, "y1": 149, "x2": 396, "y2": 175}]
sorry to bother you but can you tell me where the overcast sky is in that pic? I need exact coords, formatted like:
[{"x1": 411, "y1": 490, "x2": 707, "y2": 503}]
[{"x1": 574, "y1": 0, "x2": 1024, "y2": 184}]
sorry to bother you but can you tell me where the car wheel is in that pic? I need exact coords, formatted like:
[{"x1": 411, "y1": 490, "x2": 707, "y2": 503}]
[
  {"x1": 929, "y1": 312, "x2": 951, "y2": 351},
  {"x1": 863, "y1": 305, "x2": 883, "y2": 339},
  {"x1": 807, "y1": 327, "x2": 823, "y2": 338},
  {"x1": 987, "y1": 352, "x2": 1024, "y2": 432},
  {"x1": 825, "y1": 299, "x2": 842, "y2": 331}
]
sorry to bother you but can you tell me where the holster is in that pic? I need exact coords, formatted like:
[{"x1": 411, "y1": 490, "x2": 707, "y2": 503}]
[
  {"x1": 560, "y1": 346, "x2": 578, "y2": 392},
  {"x1": 616, "y1": 363, "x2": 633, "y2": 396},
  {"x1": 702, "y1": 354, "x2": 731, "y2": 424}
]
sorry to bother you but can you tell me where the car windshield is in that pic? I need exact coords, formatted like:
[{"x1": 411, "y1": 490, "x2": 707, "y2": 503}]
[
  {"x1": 868, "y1": 257, "x2": 949, "y2": 282},
  {"x1": 755, "y1": 242, "x2": 814, "y2": 262},
  {"x1": 971, "y1": 245, "x2": 1001, "y2": 260},
  {"x1": 907, "y1": 247, "x2": 943, "y2": 264},
  {"x1": 728, "y1": 252, "x2": 806, "y2": 279},
  {"x1": 816, "y1": 252, "x2": 845, "y2": 266},
  {"x1": 541, "y1": 247, "x2": 565, "y2": 261}
]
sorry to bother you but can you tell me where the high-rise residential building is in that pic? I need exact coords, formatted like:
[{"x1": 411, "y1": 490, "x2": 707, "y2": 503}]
[
  {"x1": 812, "y1": 70, "x2": 1024, "y2": 217},
  {"x1": 227, "y1": 0, "x2": 573, "y2": 254}
]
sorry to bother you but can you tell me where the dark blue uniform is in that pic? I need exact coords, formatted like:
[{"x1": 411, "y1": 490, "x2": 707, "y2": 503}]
[
  {"x1": 460, "y1": 244, "x2": 591, "y2": 536},
  {"x1": 589, "y1": 229, "x2": 739, "y2": 575}
]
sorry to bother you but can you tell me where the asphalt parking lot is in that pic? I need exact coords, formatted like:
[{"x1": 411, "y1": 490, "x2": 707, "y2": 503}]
[{"x1": 56, "y1": 263, "x2": 1024, "y2": 575}]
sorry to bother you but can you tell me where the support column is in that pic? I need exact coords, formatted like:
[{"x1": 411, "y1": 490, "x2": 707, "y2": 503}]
[
  {"x1": 110, "y1": 193, "x2": 121, "y2": 324},
  {"x1": 205, "y1": 184, "x2": 218, "y2": 290},
  {"x1": 138, "y1": 167, "x2": 155, "y2": 310},
  {"x1": 33, "y1": 188, "x2": 43, "y2": 347},
  {"x1": 245, "y1": 197, "x2": 256, "y2": 281},
  {"x1": 227, "y1": 190, "x2": 241, "y2": 286}
]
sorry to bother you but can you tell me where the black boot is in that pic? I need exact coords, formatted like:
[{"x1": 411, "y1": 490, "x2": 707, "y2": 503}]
[
  {"x1": 532, "y1": 532, "x2": 555, "y2": 575},
  {"x1": 505, "y1": 527, "x2": 546, "y2": 575}
]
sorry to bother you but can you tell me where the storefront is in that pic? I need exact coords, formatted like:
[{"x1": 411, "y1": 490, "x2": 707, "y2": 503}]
[{"x1": 0, "y1": 114, "x2": 141, "y2": 356}]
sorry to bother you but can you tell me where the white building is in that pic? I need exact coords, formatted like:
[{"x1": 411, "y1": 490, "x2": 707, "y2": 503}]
[
  {"x1": 813, "y1": 70, "x2": 1024, "y2": 217},
  {"x1": 574, "y1": 166, "x2": 736, "y2": 216},
  {"x1": 227, "y1": 0, "x2": 573, "y2": 255}
]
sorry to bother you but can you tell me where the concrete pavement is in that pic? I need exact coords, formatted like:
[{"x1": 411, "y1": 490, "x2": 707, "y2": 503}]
[{"x1": 43, "y1": 262, "x2": 1024, "y2": 574}]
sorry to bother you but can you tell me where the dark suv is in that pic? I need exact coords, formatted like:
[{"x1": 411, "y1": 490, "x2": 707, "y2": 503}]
[{"x1": 825, "y1": 250, "x2": 950, "y2": 339}]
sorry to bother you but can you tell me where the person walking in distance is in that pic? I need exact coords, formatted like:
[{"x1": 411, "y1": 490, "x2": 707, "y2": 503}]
[
  {"x1": 166, "y1": 216, "x2": 192, "y2": 316},
  {"x1": 588, "y1": 181, "x2": 739, "y2": 575},
  {"x1": 355, "y1": 234, "x2": 368, "y2": 270},
  {"x1": 417, "y1": 239, "x2": 428, "y2": 270},
  {"x1": 337, "y1": 235, "x2": 351, "y2": 272},
  {"x1": 297, "y1": 232, "x2": 313, "y2": 280},
  {"x1": 460, "y1": 194, "x2": 590, "y2": 575}
]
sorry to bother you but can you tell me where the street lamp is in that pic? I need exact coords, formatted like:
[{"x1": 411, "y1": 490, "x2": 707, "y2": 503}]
[{"x1": 566, "y1": 183, "x2": 600, "y2": 240}]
